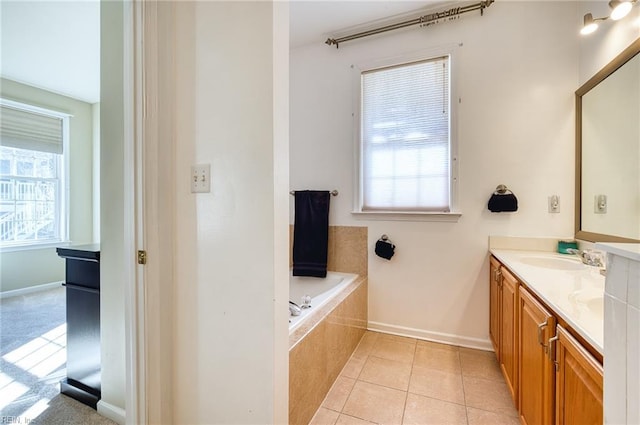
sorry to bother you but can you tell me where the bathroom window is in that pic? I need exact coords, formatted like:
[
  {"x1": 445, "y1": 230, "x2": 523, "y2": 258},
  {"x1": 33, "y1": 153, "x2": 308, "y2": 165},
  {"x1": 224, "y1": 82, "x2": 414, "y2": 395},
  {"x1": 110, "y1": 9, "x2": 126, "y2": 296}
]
[
  {"x1": 355, "y1": 53, "x2": 459, "y2": 219},
  {"x1": 0, "y1": 99, "x2": 69, "y2": 249}
]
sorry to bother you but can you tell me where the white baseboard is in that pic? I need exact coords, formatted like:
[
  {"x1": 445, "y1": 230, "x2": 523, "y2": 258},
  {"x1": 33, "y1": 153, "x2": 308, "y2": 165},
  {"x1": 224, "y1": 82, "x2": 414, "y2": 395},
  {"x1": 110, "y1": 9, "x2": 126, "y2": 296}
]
[
  {"x1": 0, "y1": 281, "x2": 63, "y2": 300},
  {"x1": 368, "y1": 321, "x2": 494, "y2": 351},
  {"x1": 97, "y1": 400, "x2": 126, "y2": 425}
]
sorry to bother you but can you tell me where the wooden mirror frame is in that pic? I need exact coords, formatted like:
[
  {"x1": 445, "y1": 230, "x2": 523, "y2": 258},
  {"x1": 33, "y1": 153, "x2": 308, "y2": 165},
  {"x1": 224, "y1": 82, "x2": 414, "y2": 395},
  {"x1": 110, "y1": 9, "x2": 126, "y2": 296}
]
[{"x1": 575, "y1": 37, "x2": 640, "y2": 243}]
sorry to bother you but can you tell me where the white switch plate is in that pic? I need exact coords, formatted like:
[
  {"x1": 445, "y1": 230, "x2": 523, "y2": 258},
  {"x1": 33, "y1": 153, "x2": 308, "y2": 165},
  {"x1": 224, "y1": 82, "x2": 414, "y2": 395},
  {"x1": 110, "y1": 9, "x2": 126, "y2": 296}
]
[
  {"x1": 191, "y1": 164, "x2": 211, "y2": 193},
  {"x1": 595, "y1": 194, "x2": 607, "y2": 214},
  {"x1": 548, "y1": 195, "x2": 560, "y2": 213}
]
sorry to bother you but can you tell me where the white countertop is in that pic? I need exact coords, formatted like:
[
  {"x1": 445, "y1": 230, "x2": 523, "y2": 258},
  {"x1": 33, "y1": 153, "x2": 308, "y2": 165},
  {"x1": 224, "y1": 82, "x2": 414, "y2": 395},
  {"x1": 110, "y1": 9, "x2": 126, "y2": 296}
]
[
  {"x1": 595, "y1": 243, "x2": 640, "y2": 262},
  {"x1": 490, "y1": 249, "x2": 605, "y2": 355}
]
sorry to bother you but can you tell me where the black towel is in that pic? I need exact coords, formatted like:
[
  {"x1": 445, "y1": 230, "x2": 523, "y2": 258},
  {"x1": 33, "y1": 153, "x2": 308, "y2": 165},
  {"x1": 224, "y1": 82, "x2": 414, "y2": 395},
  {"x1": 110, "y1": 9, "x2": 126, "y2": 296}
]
[
  {"x1": 375, "y1": 239, "x2": 395, "y2": 260},
  {"x1": 292, "y1": 190, "x2": 330, "y2": 278},
  {"x1": 488, "y1": 193, "x2": 518, "y2": 212}
]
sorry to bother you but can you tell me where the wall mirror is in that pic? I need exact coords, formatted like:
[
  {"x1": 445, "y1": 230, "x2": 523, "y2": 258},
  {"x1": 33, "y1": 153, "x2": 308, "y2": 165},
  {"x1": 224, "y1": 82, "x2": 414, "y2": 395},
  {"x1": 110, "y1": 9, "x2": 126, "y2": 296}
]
[{"x1": 576, "y1": 38, "x2": 640, "y2": 243}]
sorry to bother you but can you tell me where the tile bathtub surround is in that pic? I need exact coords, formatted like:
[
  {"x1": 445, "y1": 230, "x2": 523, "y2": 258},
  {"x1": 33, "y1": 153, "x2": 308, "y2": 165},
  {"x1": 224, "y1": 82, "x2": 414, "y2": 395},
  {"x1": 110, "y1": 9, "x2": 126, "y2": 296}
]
[
  {"x1": 596, "y1": 243, "x2": 640, "y2": 425},
  {"x1": 289, "y1": 279, "x2": 368, "y2": 425},
  {"x1": 290, "y1": 225, "x2": 368, "y2": 277},
  {"x1": 310, "y1": 331, "x2": 519, "y2": 425}
]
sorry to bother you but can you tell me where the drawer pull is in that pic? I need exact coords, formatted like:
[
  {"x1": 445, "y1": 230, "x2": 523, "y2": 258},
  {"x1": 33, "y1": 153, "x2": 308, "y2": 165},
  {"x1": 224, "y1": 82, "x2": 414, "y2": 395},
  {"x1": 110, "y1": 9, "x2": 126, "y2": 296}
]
[
  {"x1": 548, "y1": 334, "x2": 559, "y2": 367},
  {"x1": 537, "y1": 321, "x2": 549, "y2": 349}
]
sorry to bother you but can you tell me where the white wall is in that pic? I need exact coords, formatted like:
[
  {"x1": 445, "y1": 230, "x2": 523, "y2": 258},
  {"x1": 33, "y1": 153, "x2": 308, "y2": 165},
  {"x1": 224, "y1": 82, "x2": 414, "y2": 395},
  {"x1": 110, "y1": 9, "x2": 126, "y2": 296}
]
[
  {"x1": 290, "y1": 1, "x2": 579, "y2": 348},
  {"x1": 172, "y1": 2, "x2": 289, "y2": 423},
  {"x1": 92, "y1": 102, "x2": 101, "y2": 243},
  {"x1": 99, "y1": 0, "x2": 126, "y2": 417}
]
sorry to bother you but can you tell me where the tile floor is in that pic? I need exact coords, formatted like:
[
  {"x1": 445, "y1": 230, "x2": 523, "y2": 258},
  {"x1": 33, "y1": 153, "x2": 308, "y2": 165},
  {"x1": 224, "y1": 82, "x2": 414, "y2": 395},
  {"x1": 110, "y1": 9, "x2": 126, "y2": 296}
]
[{"x1": 309, "y1": 331, "x2": 519, "y2": 425}]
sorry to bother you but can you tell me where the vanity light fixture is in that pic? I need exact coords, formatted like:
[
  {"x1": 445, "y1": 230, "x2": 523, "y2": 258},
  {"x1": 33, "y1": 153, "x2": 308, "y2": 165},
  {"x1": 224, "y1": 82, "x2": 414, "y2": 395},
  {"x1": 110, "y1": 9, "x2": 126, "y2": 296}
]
[
  {"x1": 580, "y1": 13, "x2": 601, "y2": 35},
  {"x1": 610, "y1": 0, "x2": 634, "y2": 20},
  {"x1": 581, "y1": 0, "x2": 637, "y2": 34}
]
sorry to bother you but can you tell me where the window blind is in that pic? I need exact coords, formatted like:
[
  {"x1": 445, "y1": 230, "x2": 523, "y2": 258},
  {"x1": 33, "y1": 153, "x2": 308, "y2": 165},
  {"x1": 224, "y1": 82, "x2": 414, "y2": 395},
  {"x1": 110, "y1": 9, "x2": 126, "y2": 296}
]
[
  {"x1": 361, "y1": 56, "x2": 450, "y2": 212},
  {"x1": 0, "y1": 104, "x2": 64, "y2": 154}
]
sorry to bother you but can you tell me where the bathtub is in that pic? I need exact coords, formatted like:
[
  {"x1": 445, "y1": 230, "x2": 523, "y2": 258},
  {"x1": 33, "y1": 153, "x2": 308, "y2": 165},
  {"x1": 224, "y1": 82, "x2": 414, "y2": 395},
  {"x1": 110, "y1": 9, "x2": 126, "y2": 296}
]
[
  {"x1": 288, "y1": 271, "x2": 367, "y2": 425},
  {"x1": 289, "y1": 271, "x2": 357, "y2": 333}
]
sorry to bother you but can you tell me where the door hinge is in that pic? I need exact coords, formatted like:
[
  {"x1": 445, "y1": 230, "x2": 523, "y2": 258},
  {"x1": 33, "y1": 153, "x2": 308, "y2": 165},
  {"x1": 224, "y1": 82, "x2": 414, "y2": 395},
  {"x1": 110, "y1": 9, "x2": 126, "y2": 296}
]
[{"x1": 137, "y1": 250, "x2": 147, "y2": 265}]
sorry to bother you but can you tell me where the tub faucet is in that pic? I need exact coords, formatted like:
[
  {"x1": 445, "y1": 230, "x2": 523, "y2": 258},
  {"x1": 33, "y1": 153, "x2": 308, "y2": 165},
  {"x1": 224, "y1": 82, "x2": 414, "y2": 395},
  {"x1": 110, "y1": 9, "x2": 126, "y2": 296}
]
[
  {"x1": 566, "y1": 248, "x2": 604, "y2": 267},
  {"x1": 289, "y1": 301, "x2": 302, "y2": 316}
]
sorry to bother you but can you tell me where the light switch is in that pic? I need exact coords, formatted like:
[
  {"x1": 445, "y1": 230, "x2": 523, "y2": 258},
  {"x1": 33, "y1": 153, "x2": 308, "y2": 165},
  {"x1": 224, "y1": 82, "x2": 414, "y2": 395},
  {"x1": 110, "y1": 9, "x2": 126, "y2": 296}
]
[
  {"x1": 548, "y1": 195, "x2": 560, "y2": 213},
  {"x1": 191, "y1": 164, "x2": 211, "y2": 193},
  {"x1": 595, "y1": 194, "x2": 607, "y2": 214}
]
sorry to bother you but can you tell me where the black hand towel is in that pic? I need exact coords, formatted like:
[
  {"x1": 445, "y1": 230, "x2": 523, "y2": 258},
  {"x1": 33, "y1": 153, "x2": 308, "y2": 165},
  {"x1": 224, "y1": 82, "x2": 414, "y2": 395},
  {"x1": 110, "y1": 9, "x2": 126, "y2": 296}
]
[
  {"x1": 375, "y1": 239, "x2": 395, "y2": 260},
  {"x1": 292, "y1": 190, "x2": 330, "y2": 278},
  {"x1": 488, "y1": 192, "x2": 518, "y2": 212}
]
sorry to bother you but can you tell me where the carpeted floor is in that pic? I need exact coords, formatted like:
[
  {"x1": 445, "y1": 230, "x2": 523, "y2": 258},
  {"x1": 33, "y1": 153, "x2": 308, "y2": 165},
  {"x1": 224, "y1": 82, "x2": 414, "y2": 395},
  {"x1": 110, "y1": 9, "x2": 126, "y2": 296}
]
[{"x1": 1, "y1": 287, "x2": 116, "y2": 424}]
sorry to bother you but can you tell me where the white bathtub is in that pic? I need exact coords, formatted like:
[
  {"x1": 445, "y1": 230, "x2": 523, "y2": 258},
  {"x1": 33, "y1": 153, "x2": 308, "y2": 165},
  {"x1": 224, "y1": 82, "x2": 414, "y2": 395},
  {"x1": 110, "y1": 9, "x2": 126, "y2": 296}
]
[{"x1": 289, "y1": 271, "x2": 358, "y2": 332}]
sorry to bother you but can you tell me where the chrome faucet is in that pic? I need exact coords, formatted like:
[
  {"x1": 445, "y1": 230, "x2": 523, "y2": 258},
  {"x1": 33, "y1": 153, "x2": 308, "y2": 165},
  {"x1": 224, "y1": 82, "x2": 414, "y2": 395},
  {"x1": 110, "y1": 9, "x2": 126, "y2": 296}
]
[
  {"x1": 566, "y1": 248, "x2": 604, "y2": 267},
  {"x1": 289, "y1": 301, "x2": 302, "y2": 316}
]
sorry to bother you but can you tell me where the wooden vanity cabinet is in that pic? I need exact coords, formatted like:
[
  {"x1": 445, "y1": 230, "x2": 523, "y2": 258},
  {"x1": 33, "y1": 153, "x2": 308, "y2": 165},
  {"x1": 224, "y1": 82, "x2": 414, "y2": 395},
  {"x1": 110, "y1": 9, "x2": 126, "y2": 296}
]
[
  {"x1": 489, "y1": 257, "x2": 518, "y2": 405},
  {"x1": 518, "y1": 285, "x2": 556, "y2": 425},
  {"x1": 499, "y1": 267, "x2": 518, "y2": 404},
  {"x1": 554, "y1": 325, "x2": 603, "y2": 425},
  {"x1": 489, "y1": 256, "x2": 501, "y2": 354},
  {"x1": 490, "y1": 255, "x2": 604, "y2": 424}
]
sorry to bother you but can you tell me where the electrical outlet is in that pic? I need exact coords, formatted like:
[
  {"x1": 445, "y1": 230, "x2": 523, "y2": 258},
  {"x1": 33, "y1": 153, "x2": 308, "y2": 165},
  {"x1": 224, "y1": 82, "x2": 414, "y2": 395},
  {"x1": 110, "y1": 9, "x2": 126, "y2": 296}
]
[
  {"x1": 548, "y1": 195, "x2": 560, "y2": 213},
  {"x1": 191, "y1": 164, "x2": 211, "y2": 193}
]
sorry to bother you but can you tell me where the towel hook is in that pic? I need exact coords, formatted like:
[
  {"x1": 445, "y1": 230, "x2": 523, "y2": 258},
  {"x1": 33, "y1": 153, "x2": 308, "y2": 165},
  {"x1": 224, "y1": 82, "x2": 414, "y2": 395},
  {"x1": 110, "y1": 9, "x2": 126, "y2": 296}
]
[
  {"x1": 495, "y1": 184, "x2": 509, "y2": 194},
  {"x1": 289, "y1": 189, "x2": 339, "y2": 196}
]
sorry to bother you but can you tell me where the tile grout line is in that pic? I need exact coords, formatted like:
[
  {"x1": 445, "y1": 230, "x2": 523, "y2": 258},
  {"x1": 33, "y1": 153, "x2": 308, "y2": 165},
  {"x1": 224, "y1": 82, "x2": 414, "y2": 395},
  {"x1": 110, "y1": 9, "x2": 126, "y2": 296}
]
[{"x1": 458, "y1": 348, "x2": 470, "y2": 425}]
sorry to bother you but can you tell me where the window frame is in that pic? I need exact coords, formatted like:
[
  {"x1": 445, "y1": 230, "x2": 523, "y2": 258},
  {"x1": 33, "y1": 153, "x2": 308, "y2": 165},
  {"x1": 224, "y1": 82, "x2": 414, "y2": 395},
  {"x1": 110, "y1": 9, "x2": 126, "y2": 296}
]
[
  {"x1": 0, "y1": 98, "x2": 70, "y2": 251},
  {"x1": 352, "y1": 47, "x2": 461, "y2": 222}
]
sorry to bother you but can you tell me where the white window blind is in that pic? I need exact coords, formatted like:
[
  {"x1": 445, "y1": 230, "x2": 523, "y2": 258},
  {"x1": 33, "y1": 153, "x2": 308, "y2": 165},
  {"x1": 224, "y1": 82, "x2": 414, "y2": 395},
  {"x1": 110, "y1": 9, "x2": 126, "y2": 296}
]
[
  {"x1": 361, "y1": 56, "x2": 450, "y2": 212},
  {"x1": 0, "y1": 104, "x2": 64, "y2": 154}
]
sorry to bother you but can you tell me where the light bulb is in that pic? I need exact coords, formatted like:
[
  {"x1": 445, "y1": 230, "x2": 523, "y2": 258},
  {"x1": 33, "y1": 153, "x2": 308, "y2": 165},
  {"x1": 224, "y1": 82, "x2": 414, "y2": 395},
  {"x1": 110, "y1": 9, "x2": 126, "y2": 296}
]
[
  {"x1": 610, "y1": 0, "x2": 633, "y2": 20},
  {"x1": 581, "y1": 13, "x2": 599, "y2": 35}
]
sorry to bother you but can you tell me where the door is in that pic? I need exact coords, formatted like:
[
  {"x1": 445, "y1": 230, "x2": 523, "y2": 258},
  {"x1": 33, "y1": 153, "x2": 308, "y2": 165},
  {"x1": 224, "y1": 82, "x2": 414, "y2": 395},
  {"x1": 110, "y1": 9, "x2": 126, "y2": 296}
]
[
  {"x1": 554, "y1": 325, "x2": 603, "y2": 425},
  {"x1": 519, "y1": 286, "x2": 556, "y2": 425}
]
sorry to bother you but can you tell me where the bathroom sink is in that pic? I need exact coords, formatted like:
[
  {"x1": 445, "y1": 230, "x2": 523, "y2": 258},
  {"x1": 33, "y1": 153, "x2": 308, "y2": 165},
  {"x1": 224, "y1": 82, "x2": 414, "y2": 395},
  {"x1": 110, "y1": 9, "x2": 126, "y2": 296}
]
[
  {"x1": 519, "y1": 256, "x2": 585, "y2": 270},
  {"x1": 569, "y1": 288, "x2": 604, "y2": 316},
  {"x1": 586, "y1": 298, "x2": 604, "y2": 316}
]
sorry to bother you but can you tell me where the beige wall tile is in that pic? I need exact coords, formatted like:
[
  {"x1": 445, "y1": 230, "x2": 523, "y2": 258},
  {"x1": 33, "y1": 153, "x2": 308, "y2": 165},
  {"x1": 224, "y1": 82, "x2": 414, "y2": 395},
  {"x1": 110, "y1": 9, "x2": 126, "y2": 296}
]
[
  {"x1": 290, "y1": 225, "x2": 368, "y2": 276},
  {"x1": 289, "y1": 278, "x2": 368, "y2": 425}
]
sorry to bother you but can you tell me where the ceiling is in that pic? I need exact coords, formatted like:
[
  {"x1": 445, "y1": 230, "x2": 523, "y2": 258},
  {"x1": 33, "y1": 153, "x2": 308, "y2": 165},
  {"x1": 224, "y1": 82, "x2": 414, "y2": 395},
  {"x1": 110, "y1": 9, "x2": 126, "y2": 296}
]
[
  {"x1": 0, "y1": 0, "x2": 100, "y2": 104},
  {"x1": 0, "y1": 1, "x2": 441, "y2": 104},
  {"x1": 290, "y1": 1, "x2": 444, "y2": 49}
]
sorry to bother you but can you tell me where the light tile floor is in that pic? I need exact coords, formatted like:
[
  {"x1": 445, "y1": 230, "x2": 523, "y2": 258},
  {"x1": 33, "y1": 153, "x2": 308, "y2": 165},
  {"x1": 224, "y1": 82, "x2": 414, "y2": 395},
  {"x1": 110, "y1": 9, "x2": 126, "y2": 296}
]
[{"x1": 309, "y1": 331, "x2": 519, "y2": 425}]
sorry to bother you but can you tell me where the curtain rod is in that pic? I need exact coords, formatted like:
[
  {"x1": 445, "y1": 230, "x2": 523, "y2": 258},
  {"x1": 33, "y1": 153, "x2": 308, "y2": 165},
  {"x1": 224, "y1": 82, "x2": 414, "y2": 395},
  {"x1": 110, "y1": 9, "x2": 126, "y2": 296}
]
[{"x1": 325, "y1": 0, "x2": 494, "y2": 48}]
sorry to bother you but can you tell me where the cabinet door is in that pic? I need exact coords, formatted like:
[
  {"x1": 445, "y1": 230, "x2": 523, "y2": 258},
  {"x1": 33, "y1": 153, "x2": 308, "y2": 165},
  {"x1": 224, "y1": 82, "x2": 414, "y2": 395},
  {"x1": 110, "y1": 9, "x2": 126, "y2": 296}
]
[
  {"x1": 554, "y1": 325, "x2": 603, "y2": 425},
  {"x1": 500, "y1": 267, "x2": 518, "y2": 406},
  {"x1": 489, "y1": 256, "x2": 502, "y2": 357},
  {"x1": 519, "y1": 286, "x2": 556, "y2": 425}
]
